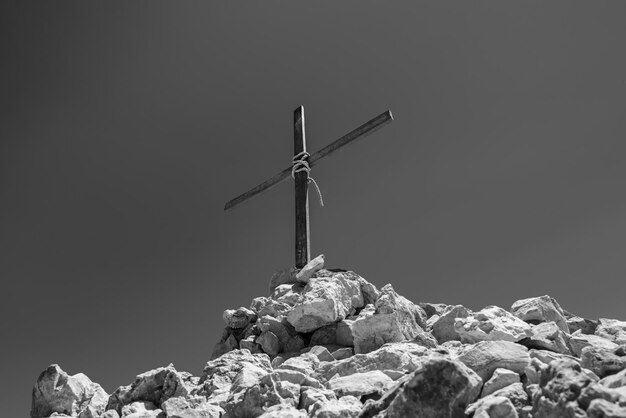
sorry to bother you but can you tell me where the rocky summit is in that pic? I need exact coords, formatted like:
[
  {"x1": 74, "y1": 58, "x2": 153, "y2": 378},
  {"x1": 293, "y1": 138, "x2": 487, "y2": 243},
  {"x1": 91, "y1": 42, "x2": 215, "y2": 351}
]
[{"x1": 30, "y1": 258, "x2": 626, "y2": 417}]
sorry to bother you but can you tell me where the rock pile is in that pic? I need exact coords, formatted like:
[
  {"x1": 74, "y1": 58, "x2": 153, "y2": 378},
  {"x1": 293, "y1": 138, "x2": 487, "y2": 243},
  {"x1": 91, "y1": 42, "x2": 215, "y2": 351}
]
[{"x1": 31, "y1": 258, "x2": 626, "y2": 417}]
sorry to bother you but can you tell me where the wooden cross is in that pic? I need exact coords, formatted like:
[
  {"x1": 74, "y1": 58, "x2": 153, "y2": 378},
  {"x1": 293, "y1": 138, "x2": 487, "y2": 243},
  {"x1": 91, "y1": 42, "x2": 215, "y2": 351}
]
[{"x1": 224, "y1": 106, "x2": 393, "y2": 268}]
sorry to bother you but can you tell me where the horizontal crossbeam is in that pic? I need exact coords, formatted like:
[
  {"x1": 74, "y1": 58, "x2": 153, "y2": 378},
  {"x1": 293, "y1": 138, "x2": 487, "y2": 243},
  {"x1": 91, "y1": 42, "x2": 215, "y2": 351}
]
[{"x1": 224, "y1": 109, "x2": 393, "y2": 211}]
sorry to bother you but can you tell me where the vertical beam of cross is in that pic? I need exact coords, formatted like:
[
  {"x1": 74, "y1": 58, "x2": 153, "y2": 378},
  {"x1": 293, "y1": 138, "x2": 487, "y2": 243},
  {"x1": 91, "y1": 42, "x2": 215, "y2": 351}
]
[{"x1": 294, "y1": 106, "x2": 310, "y2": 268}]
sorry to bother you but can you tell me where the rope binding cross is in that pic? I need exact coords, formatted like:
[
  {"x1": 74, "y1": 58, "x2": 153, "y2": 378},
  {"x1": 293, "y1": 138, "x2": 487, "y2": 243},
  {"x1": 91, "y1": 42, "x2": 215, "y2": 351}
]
[{"x1": 291, "y1": 151, "x2": 324, "y2": 207}]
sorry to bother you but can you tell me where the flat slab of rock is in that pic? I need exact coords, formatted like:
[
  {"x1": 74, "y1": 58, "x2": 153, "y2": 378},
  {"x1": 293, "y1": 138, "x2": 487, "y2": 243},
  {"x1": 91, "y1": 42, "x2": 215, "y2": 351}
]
[
  {"x1": 481, "y1": 368, "x2": 520, "y2": 397},
  {"x1": 454, "y1": 306, "x2": 533, "y2": 343},
  {"x1": 327, "y1": 370, "x2": 394, "y2": 398},
  {"x1": 570, "y1": 330, "x2": 619, "y2": 356},
  {"x1": 457, "y1": 340, "x2": 530, "y2": 381},
  {"x1": 295, "y1": 254, "x2": 325, "y2": 284},
  {"x1": 510, "y1": 295, "x2": 569, "y2": 333}
]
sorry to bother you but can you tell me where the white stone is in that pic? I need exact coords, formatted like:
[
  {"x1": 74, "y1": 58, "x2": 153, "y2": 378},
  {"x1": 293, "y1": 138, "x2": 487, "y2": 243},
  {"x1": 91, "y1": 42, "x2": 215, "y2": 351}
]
[
  {"x1": 455, "y1": 306, "x2": 533, "y2": 343},
  {"x1": 327, "y1": 370, "x2": 394, "y2": 397},
  {"x1": 481, "y1": 368, "x2": 520, "y2": 397},
  {"x1": 510, "y1": 295, "x2": 569, "y2": 333},
  {"x1": 295, "y1": 254, "x2": 325, "y2": 284},
  {"x1": 595, "y1": 318, "x2": 626, "y2": 344},
  {"x1": 569, "y1": 330, "x2": 618, "y2": 356}
]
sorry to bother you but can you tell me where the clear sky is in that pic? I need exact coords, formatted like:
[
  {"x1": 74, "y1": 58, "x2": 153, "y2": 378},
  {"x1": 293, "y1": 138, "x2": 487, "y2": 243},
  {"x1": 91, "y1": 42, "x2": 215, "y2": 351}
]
[{"x1": 3, "y1": 2, "x2": 626, "y2": 416}]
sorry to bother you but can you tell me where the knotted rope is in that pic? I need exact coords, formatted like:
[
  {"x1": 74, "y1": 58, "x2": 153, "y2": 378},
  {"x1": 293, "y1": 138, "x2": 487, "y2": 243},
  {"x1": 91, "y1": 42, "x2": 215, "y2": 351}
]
[{"x1": 292, "y1": 151, "x2": 324, "y2": 206}]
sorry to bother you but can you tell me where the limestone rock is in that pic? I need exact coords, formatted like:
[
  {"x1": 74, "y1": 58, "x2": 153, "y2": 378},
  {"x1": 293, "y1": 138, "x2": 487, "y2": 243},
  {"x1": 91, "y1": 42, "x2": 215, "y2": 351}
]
[
  {"x1": 531, "y1": 359, "x2": 593, "y2": 417},
  {"x1": 199, "y1": 349, "x2": 272, "y2": 405},
  {"x1": 351, "y1": 284, "x2": 424, "y2": 354},
  {"x1": 258, "y1": 315, "x2": 305, "y2": 354},
  {"x1": 271, "y1": 370, "x2": 323, "y2": 389},
  {"x1": 299, "y1": 387, "x2": 337, "y2": 412},
  {"x1": 31, "y1": 365, "x2": 108, "y2": 418},
  {"x1": 327, "y1": 370, "x2": 394, "y2": 398},
  {"x1": 269, "y1": 268, "x2": 298, "y2": 294},
  {"x1": 596, "y1": 319, "x2": 626, "y2": 345},
  {"x1": 161, "y1": 397, "x2": 222, "y2": 418},
  {"x1": 571, "y1": 330, "x2": 619, "y2": 357},
  {"x1": 529, "y1": 348, "x2": 580, "y2": 366},
  {"x1": 223, "y1": 307, "x2": 257, "y2": 329},
  {"x1": 257, "y1": 331, "x2": 281, "y2": 357},
  {"x1": 107, "y1": 364, "x2": 197, "y2": 414},
  {"x1": 310, "y1": 324, "x2": 338, "y2": 346},
  {"x1": 277, "y1": 353, "x2": 320, "y2": 377},
  {"x1": 210, "y1": 333, "x2": 239, "y2": 360},
  {"x1": 578, "y1": 383, "x2": 626, "y2": 411},
  {"x1": 510, "y1": 295, "x2": 569, "y2": 333},
  {"x1": 123, "y1": 409, "x2": 162, "y2": 418},
  {"x1": 485, "y1": 383, "x2": 528, "y2": 414},
  {"x1": 457, "y1": 340, "x2": 530, "y2": 382},
  {"x1": 295, "y1": 254, "x2": 325, "y2": 284},
  {"x1": 309, "y1": 395, "x2": 362, "y2": 418},
  {"x1": 121, "y1": 401, "x2": 156, "y2": 417},
  {"x1": 581, "y1": 346, "x2": 626, "y2": 378},
  {"x1": 286, "y1": 273, "x2": 364, "y2": 333},
  {"x1": 454, "y1": 306, "x2": 533, "y2": 343},
  {"x1": 258, "y1": 404, "x2": 307, "y2": 417},
  {"x1": 465, "y1": 396, "x2": 517, "y2": 418},
  {"x1": 225, "y1": 372, "x2": 300, "y2": 418},
  {"x1": 384, "y1": 357, "x2": 482, "y2": 418},
  {"x1": 418, "y1": 302, "x2": 448, "y2": 318},
  {"x1": 335, "y1": 320, "x2": 355, "y2": 347},
  {"x1": 331, "y1": 348, "x2": 353, "y2": 361},
  {"x1": 481, "y1": 368, "x2": 521, "y2": 397},
  {"x1": 431, "y1": 305, "x2": 471, "y2": 343},
  {"x1": 317, "y1": 341, "x2": 432, "y2": 382},
  {"x1": 250, "y1": 297, "x2": 293, "y2": 318},
  {"x1": 587, "y1": 398, "x2": 626, "y2": 418},
  {"x1": 568, "y1": 316, "x2": 599, "y2": 335},
  {"x1": 600, "y1": 368, "x2": 626, "y2": 389},
  {"x1": 309, "y1": 346, "x2": 335, "y2": 362},
  {"x1": 239, "y1": 335, "x2": 263, "y2": 354},
  {"x1": 520, "y1": 321, "x2": 572, "y2": 354}
]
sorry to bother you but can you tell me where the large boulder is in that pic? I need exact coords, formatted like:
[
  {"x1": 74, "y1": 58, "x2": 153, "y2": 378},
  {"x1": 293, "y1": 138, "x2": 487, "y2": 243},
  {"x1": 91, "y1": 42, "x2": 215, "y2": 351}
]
[
  {"x1": 383, "y1": 357, "x2": 482, "y2": 418},
  {"x1": 31, "y1": 365, "x2": 108, "y2": 418},
  {"x1": 454, "y1": 306, "x2": 533, "y2": 343},
  {"x1": 286, "y1": 273, "x2": 365, "y2": 333},
  {"x1": 510, "y1": 295, "x2": 569, "y2": 333},
  {"x1": 350, "y1": 285, "x2": 425, "y2": 354},
  {"x1": 457, "y1": 341, "x2": 530, "y2": 381},
  {"x1": 481, "y1": 368, "x2": 520, "y2": 397}
]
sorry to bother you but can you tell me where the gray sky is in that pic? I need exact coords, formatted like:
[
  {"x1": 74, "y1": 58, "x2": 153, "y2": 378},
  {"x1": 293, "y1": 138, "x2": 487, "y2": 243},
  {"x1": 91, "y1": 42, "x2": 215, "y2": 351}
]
[{"x1": 3, "y1": 2, "x2": 626, "y2": 416}]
